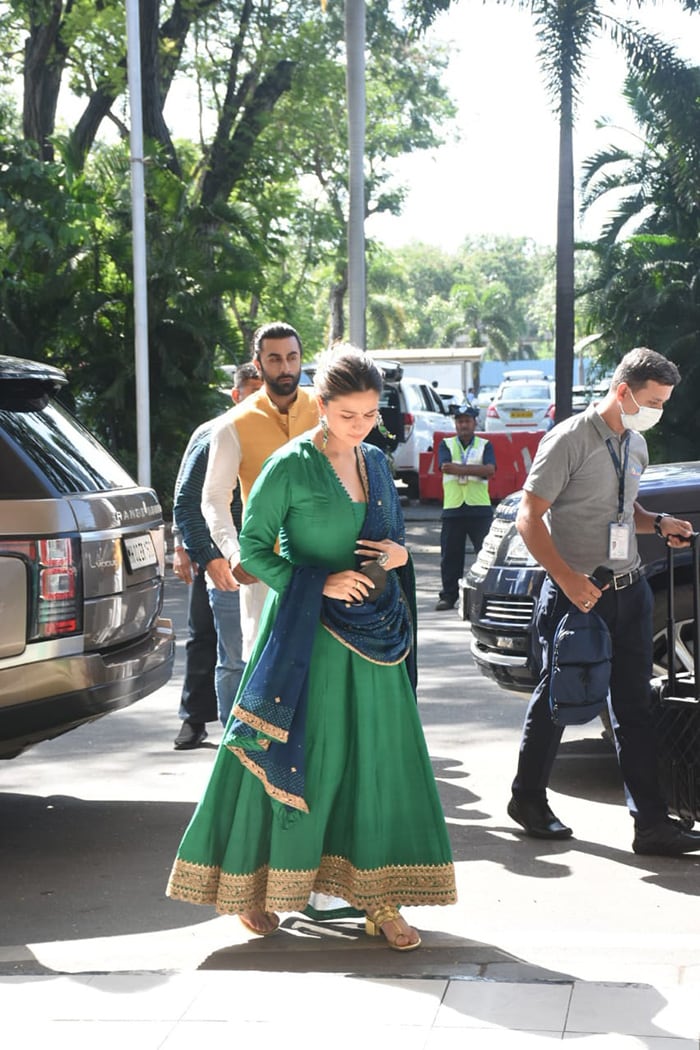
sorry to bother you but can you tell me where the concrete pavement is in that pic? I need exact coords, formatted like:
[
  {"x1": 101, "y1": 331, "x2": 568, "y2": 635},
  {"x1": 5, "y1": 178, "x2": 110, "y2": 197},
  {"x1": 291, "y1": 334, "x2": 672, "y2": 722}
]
[{"x1": 2, "y1": 500, "x2": 700, "y2": 1047}]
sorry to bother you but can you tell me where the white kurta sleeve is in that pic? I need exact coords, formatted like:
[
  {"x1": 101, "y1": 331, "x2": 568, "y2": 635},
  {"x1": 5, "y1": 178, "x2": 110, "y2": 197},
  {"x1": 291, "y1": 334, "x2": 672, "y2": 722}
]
[{"x1": 201, "y1": 416, "x2": 243, "y2": 564}]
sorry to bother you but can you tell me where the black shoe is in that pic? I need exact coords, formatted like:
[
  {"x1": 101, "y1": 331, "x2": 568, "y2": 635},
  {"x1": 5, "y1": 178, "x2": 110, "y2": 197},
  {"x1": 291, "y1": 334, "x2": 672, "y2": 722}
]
[
  {"x1": 173, "y1": 720, "x2": 208, "y2": 750},
  {"x1": 632, "y1": 818, "x2": 700, "y2": 856},
  {"x1": 507, "y1": 796, "x2": 573, "y2": 840},
  {"x1": 435, "y1": 598, "x2": 456, "y2": 611}
]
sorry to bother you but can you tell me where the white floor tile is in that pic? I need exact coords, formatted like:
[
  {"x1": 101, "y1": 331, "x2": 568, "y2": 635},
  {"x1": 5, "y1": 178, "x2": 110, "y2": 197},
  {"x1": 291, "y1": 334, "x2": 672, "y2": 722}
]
[
  {"x1": 563, "y1": 1035, "x2": 698, "y2": 1048},
  {"x1": 434, "y1": 980, "x2": 572, "y2": 1032},
  {"x1": 0, "y1": 973, "x2": 205, "y2": 1022},
  {"x1": 162, "y1": 1021, "x2": 429, "y2": 1050},
  {"x1": 426, "y1": 1029, "x2": 562, "y2": 1048},
  {"x1": 184, "y1": 973, "x2": 447, "y2": 1027},
  {"x1": 19, "y1": 1021, "x2": 174, "y2": 1050},
  {"x1": 567, "y1": 983, "x2": 700, "y2": 1039}
]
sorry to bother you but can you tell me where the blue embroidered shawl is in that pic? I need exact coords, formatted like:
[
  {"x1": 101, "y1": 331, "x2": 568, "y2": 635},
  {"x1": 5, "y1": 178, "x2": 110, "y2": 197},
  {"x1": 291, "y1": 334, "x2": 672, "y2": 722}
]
[{"x1": 225, "y1": 444, "x2": 416, "y2": 816}]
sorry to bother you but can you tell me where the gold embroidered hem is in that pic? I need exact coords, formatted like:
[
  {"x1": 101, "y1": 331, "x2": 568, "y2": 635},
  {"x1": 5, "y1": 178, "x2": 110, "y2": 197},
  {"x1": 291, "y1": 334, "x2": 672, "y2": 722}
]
[
  {"x1": 230, "y1": 703, "x2": 284, "y2": 745},
  {"x1": 166, "y1": 854, "x2": 457, "y2": 916},
  {"x1": 228, "y1": 745, "x2": 309, "y2": 812}
]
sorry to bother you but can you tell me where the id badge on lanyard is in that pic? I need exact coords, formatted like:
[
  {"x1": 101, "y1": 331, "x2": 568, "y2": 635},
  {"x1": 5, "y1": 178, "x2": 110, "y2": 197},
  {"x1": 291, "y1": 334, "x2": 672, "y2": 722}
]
[
  {"x1": 458, "y1": 442, "x2": 472, "y2": 485},
  {"x1": 606, "y1": 435, "x2": 632, "y2": 561},
  {"x1": 608, "y1": 522, "x2": 630, "y2": 560}
]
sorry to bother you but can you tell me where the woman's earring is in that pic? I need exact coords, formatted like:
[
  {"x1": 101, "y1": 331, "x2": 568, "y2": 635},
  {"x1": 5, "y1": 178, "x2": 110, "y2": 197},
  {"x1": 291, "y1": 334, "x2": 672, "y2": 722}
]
[{"x1": 321, "y1": 417, "x2": 329, "y2": 449}]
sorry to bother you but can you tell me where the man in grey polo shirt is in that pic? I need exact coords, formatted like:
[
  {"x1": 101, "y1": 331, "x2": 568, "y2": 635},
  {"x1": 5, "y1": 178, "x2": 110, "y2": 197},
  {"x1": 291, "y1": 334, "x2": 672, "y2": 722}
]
[{"x1": 508, "y1": 347, "x2": 700, "y2": 856}]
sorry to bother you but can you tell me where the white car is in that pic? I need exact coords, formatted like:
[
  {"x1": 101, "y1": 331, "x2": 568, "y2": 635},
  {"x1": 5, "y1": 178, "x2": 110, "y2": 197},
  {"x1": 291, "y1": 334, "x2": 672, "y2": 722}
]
[
  {"x1": 485, "y1": 378, "x2": 556, "y2": 432},
  {"x1": 435, "y1": 386, "x2": 465, "y2": 413}
]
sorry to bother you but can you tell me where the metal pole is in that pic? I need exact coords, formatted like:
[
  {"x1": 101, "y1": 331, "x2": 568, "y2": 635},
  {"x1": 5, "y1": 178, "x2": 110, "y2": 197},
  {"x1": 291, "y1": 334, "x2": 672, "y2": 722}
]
[
  {"x1": 345, "y1": 0, "x2": 366, "y2": 349},
  {"x1": 125, "y1": 0, "x2": 151, "y2": 486}
]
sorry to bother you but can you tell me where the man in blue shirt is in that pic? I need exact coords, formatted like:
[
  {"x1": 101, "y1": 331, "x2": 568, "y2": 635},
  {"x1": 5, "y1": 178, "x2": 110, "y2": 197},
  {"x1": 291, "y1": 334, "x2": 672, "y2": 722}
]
[
  {"x1": 435, "y1": 404, "x2": 496, "y2": 611},
  {"x1": 172, "y1": 363, "x2": 262, "y2": 749}
]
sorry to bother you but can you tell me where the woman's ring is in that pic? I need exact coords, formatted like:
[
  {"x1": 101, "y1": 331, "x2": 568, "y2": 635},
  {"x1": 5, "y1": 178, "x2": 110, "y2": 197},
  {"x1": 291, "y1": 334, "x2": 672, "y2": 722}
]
[
  {"x1": 376, "y1": 552, "x2": 389, "y2": 568},
  {"x1": 583, "y1": 600, "x2": 591, "y2": 609}
]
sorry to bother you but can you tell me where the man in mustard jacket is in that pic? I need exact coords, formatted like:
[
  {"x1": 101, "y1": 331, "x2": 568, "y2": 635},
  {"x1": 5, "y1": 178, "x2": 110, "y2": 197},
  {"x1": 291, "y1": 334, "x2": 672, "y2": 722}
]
[
  {"x1": 435, "y1": 404, "x2": 496, "y2": 611},
  {"x1": 202, "y1": 322, "x2": 320, "y2": 659}
]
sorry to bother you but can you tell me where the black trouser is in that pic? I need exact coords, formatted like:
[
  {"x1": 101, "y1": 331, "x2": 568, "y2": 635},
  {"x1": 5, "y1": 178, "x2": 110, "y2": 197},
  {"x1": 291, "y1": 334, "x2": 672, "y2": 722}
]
[
  {"x1": 512, "y1": 575, "x2": 667, "y2": 829},
  {"x1": 178, "y1": 567, "x2": 218, "y2": 724},
  {"x1": 439, "y1": 509, "x2": 493, "y2": 605}
]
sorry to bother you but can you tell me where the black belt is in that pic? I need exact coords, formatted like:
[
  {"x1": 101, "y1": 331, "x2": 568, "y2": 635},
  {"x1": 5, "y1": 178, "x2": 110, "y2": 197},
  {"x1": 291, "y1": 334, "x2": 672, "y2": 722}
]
[{"x1": 609, "y1": 568, "x2": 641, "y2": 590}]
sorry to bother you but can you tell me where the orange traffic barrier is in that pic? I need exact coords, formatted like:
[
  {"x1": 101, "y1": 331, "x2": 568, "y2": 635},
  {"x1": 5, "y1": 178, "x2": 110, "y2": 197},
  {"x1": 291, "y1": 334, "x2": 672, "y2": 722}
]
[{"x1": 419, "y1": 429, "x2": 546, "y2": 503}]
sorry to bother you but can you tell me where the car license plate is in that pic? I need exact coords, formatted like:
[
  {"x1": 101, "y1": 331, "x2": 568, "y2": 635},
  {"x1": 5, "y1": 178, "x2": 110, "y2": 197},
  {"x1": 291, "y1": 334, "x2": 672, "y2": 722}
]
[
  {"x1": 510, "y1": 409, "x2": 533, "y2": 418},
  {"x1": 123, "y1": 533, "x2": 157, "y2": 571}
]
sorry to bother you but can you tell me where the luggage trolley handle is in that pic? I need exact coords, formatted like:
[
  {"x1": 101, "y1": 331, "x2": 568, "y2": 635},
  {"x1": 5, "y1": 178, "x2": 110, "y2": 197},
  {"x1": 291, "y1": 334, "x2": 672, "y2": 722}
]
[{"x1": 666, "y1": 531, "x2": 700, "y2": 696}]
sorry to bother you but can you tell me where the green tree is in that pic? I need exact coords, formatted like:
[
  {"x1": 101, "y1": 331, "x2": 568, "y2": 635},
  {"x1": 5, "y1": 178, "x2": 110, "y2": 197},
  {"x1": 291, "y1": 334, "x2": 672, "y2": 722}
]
[
  {"x1": 0, "y1": 0, "x2": 455, "y2": 502},
  {"x1": 579, "y1": 66, "x2": 700, "y2": 460},
  {"x1": 408, "y1": 0, "x2": 700, "y2": 419}
]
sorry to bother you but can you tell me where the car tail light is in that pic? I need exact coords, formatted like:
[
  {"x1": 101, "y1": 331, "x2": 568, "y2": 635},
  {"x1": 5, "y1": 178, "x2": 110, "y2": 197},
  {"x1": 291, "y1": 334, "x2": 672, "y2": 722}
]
[
  {"x1": 546, "y1": 404, "x2": 556, "y2": 422},
  {"x1": 0, "y1": 536, "x2": 82, "y2": 639},
  {"x1": 402, "y1": 412, "x2": 415, "y2": 441},
  {"x1": 486, "y1": 404, "x2": 500, "y2": 419}
]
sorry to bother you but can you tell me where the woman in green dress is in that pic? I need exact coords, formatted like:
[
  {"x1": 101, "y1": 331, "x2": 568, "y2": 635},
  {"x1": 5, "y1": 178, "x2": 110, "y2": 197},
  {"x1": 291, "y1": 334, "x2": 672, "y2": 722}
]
[{"x1": 167, "y1": 347, "x2": 456, "y2": 951}]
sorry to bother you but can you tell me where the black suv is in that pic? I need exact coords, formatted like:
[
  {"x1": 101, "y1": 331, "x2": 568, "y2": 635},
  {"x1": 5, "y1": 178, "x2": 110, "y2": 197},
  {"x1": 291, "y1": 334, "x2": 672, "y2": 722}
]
[
  {"x1": 463, "y1": 461, "x2": 700, "y2": 692},
  {"x1": 0, "y1": 355, "x2": 175, "y2": 758}
]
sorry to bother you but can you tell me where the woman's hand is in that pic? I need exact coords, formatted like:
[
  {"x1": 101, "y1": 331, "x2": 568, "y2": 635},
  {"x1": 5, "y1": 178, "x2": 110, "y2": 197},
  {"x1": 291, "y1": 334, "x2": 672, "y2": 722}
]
[
  {"x1": 323, "y1": 570, "x2": 376, "y2": 603},
  {"x1": 354, "y1": 539, "x2": 408, "y2": 571}
]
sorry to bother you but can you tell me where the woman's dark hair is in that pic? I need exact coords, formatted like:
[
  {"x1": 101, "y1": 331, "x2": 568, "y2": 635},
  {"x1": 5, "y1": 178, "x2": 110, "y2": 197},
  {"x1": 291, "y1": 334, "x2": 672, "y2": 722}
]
[{"x1": 314, "y1": 344, "x2": 383, "y2": 402}]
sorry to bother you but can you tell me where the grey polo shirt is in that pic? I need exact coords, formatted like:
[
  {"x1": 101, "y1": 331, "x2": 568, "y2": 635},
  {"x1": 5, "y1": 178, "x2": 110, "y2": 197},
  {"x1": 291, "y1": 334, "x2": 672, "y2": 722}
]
[{"x1": 524, "y1": 406, "x2": 648, "y2": 575}]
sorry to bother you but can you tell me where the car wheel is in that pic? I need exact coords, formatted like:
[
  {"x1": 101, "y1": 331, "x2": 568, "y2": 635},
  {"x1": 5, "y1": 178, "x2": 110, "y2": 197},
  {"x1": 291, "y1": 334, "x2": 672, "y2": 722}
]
[{"x1": 652, "y1": 582, "x2": 695, "y2": 678}]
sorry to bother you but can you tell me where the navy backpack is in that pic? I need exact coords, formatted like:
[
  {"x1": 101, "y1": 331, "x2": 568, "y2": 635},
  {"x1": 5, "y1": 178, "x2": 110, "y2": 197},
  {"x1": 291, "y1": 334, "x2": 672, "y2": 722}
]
[{"x1": 549, "y1": 607, "x2": 612, "y2": 726}]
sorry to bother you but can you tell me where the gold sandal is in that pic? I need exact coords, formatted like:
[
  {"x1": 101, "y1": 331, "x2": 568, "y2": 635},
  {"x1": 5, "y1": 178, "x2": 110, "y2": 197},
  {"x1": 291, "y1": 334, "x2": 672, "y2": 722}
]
[
  {"x1": 239, "y1": 909, "x2": 280, "y2": 936},
  {"x1": 365, "y1": 906, "x2": 421, "y2": 952}
]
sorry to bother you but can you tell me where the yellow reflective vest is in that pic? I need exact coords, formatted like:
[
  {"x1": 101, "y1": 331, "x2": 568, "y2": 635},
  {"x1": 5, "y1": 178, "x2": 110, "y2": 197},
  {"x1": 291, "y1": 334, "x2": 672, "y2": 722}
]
[{"x1": 442, "y1": 435, "x2": 491, "y2": 509}]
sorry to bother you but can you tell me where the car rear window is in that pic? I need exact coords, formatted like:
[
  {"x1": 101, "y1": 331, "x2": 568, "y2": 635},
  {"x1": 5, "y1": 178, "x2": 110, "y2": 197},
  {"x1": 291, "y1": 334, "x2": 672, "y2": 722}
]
[
  {"x1": 501, "y1": 384, "x2": 551, "y2": 400},
  {"x1": 0, "y1": 400, "x2": 135, "y2": 496}
]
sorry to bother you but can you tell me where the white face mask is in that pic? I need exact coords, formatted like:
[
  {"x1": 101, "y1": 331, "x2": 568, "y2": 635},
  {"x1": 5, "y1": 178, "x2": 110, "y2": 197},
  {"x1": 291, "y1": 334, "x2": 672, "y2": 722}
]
[{"x1": 620, "y1": 389, "x2": 663, "y2": 432}]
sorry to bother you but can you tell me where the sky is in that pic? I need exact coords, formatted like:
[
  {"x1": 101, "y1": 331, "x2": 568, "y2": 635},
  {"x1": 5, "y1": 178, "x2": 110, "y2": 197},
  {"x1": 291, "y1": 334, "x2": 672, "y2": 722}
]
[
  {"x1": 365, "y1": 2, "x2": 700, "y2": 251},
  {"x1": 46, "y1": 1, "x2": 700, "y2": 253}
]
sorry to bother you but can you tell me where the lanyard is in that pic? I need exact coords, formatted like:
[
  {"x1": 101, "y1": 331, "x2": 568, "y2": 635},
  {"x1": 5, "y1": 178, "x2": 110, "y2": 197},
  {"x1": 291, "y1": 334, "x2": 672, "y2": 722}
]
[
  {"x1": 605, "y1": 434, "x2": 630, "y2": 523},
  {"x1": 459, "y1": 437, "x2": 476, "y2": 465}
]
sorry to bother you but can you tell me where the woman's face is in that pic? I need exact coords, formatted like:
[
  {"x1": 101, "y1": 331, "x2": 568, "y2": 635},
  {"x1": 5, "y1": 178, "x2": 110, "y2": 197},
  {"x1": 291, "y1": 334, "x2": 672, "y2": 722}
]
[{"x1": 320, "y1": 389, "x2": 380, "y2": 447}]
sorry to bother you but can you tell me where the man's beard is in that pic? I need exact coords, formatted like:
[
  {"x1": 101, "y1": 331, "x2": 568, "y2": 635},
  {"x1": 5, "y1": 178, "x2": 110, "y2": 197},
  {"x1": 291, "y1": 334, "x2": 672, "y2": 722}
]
[{"x1": 259, "y1": 365, "x2": 301, "y2": 398}]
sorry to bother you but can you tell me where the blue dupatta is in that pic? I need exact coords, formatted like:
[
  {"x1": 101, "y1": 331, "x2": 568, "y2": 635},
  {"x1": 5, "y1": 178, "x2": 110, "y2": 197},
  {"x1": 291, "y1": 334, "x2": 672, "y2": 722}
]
[{"x1": 225, "y1": 444, "x2": 415, "y2": 816}]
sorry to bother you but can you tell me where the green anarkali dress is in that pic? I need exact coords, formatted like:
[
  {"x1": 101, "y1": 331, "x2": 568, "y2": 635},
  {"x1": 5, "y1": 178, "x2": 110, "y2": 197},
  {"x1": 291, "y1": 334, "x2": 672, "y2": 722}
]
[{"x1": 166, "y1": 436, "x2": 456, "y2": 916}]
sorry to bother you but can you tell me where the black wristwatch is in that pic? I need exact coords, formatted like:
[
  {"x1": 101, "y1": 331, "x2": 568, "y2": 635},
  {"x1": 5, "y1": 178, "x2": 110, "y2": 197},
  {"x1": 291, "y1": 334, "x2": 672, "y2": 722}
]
[{"x1": 653, "y1": 513, "x2": 668, "y2": 537}]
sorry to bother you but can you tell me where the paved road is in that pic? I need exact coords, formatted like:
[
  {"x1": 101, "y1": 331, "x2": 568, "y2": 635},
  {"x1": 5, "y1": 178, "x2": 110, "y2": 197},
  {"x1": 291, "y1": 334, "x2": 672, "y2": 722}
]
[{"x1": 1, "y1": 502, "x2": 699, "y2": 984}]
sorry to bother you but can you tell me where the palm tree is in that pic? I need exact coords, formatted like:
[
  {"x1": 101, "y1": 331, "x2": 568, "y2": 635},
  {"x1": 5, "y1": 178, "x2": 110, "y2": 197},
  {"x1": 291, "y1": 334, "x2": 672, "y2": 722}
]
[
  {"x1": 451, "y1": 279, "x2": 521, "y2": 360},
  {"x1": 408, "y1": 0, "x2": 700, "y2": 418},
  {"x1": 578, "y1": 66, "x2": 700, "y2": 460},
  {"x1": 580, "y1": 68, "x2": 700, "y2": 244}
]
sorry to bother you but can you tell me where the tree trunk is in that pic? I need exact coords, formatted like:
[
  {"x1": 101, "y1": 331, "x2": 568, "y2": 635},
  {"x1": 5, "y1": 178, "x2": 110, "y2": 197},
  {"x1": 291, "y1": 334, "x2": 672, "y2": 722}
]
[
  {"x1": 328, "y1": 270, "x2": 348, "y2": 345},
  {"x1": 139, "y1": 0, "x2": 181, "y2": 176},
  {"x1": 23, "y1": 0, "x2": 70, "y2": 160},
  {"x1": 201, "y1": 59, "x2": 295, "y2": 207},
  {"x1": 554, "y1": 64, "x2": 575, "y2": 424}
]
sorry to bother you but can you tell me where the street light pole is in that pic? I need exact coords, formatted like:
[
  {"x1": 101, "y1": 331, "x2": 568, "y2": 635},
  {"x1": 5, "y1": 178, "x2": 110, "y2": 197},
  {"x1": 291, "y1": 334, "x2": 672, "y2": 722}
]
[
  {"x1": 345, "y1": 0, "x2": 366, "y2": 349},
  {"x1": 125, "y1": 0, "x2": 151, "y2": 487}
]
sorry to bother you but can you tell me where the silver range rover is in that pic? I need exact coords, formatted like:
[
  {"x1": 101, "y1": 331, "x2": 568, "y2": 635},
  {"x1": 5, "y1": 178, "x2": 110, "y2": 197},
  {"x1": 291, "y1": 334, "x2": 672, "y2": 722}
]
[{"x1": 0, "y1": 355, "x2": 175, "y2": 758}]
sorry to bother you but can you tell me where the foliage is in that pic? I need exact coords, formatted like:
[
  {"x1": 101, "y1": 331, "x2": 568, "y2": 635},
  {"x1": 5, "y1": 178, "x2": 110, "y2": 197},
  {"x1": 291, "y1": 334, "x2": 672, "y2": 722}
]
[
  {"x1": 579, "y1": 67, "x2": 700, "y2": 460},
  {"x1": 363, "y1": 235, "x2": 553, "y2": 358},
  {"x1": 0, "y1": 0, "x2": 455, "y2": 507},
  {"x1": 404, "y1": 0, "x2": 699, "y2": 425}
]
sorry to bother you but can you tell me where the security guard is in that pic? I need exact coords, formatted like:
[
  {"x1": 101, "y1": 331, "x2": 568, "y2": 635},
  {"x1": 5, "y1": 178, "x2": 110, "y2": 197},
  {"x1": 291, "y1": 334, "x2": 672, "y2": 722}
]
[{"x1": 435, "y1": 404, "x2": 496, "y2": 611}]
